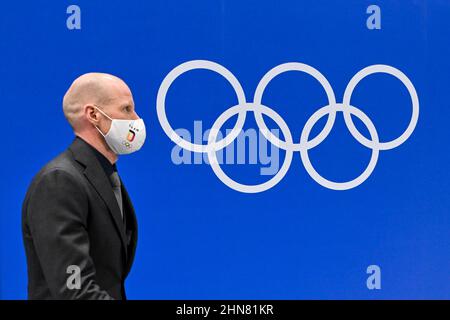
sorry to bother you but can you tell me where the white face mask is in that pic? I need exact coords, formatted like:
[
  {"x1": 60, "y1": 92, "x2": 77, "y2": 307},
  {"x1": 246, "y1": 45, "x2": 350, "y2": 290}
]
[{"x1": 94, "y1": 106, "x2": 146, "y2": 155}]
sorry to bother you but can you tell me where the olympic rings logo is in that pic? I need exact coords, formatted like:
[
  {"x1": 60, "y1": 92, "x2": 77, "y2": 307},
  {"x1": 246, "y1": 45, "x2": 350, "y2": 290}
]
[
  {"x1": 156, "y1": 60, "x2": 419, "y2": 193},
  {"x1": 122, "y1": 141, "x2": 131, "y2": 148}
]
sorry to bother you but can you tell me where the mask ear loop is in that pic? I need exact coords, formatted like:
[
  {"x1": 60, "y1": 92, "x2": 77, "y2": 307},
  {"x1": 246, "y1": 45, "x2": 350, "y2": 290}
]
[
  {"x1": 93, "y1": 105, "x2": 114, "y2": 121},
  {"x1": 93, "y1": 105, "x2": 113, "y2": 136}
]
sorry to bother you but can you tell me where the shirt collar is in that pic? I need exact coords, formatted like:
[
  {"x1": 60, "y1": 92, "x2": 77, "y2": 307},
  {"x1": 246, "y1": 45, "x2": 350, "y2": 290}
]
[{"x1": 75, "y1": 135, "x2": 117, "y2": 177}]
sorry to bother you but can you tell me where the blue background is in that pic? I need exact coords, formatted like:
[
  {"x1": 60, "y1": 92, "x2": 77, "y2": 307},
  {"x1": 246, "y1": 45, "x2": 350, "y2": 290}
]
[{"x1": 1, "y1": 0, "x2": 449, "y2": 299}]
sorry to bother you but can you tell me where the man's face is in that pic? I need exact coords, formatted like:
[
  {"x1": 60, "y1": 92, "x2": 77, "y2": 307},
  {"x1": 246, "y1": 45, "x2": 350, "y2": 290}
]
[{"x1": 96, "y1": 81, "x2": 140, "y2": 135}]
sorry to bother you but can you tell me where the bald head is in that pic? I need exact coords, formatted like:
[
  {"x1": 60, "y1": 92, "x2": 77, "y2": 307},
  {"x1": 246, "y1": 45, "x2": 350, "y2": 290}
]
[{"x1": 62, "y1": 72, "x2": 132, "y2": 131}]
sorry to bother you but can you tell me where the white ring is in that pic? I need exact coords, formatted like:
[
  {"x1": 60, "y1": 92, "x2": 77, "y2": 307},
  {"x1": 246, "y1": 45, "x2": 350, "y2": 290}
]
[
  {"x1": 253, "y1": 62, "x2": 337, "y2": 151},
  {"x1": 156, "y1": 60, "x2": 247, "y2": 153},
  {"x1": 207, "y1": 103, "x2": 294, "y2": 193},
  {"x1": 300, "y1": 103, "x2": 380, "y2": 190},
  {"x1": 342, "y1": 65, "x2": 419, "y2": 150}
]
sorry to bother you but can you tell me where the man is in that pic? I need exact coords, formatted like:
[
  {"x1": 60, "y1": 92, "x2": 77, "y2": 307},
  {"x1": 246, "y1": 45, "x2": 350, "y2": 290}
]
[{"x1": 22, "y1": 73, "x2": 146, "y2": 299}]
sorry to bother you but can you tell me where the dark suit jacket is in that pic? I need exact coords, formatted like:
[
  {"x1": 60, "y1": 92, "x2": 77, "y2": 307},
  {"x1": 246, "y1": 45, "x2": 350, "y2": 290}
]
[{"x1": 22, "y1": 137, "x2": 138, "y2": 300}]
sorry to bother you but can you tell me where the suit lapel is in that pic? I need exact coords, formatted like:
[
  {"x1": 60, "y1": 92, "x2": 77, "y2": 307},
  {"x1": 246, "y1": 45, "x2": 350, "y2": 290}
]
[{"x1": 68, "y1": 137, "x2": 128, "y2": 255}]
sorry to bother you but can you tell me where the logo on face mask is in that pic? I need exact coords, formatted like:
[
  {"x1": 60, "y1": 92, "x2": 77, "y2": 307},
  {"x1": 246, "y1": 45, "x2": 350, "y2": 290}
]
[
  {"x1": 122, "y1": 140, "x2": 132, "y2": 148},
  {"x1": 122, "y1": 129, "x2": 135, "y2": 148},
  {"x1": 127, "y1": 129, "x2": 136, "y2": 142}
]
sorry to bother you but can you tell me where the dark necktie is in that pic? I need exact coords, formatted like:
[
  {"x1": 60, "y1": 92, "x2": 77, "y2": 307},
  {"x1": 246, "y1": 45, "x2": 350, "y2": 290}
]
[{"x1": 110, "y1": 171, "x2": 123, "y2": 220}]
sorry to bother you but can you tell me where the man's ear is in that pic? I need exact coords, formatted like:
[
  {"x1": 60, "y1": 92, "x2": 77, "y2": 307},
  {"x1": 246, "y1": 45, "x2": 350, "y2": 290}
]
[{"x1": 85, "y1": 104, "x2": 99, "y2": 125}]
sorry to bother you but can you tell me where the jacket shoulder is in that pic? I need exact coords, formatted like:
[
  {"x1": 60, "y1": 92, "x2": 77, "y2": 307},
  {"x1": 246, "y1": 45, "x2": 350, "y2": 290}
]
[
  {"x1": 35, "y1": 149, "x2": 83, "y2": 181},
  {"x1": 22, "y1": 149, "x2": 85, "y2": 211}
]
